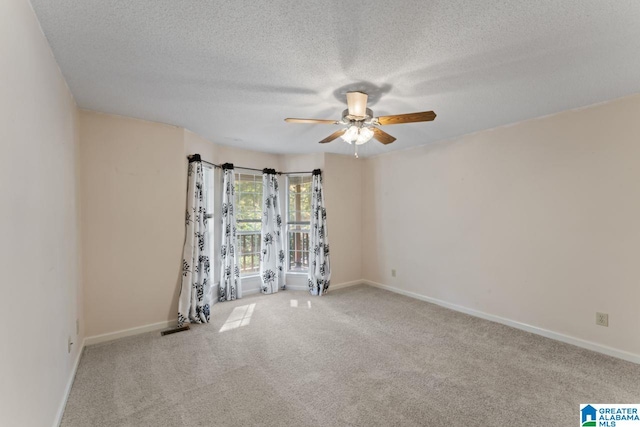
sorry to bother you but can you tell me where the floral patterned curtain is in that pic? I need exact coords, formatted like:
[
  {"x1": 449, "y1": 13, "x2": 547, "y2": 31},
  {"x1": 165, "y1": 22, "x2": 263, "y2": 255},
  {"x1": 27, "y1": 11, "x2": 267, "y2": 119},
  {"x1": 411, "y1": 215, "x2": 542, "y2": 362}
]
[
  {"x1": 260, "y1": 169, "x2": 285, "y2": 294},
  {"x1": 219, "y1": 163, "x2": 241, "y2": 301},
  {"x1": 178, "y1": 155, "x2": 211, "y2": 326},
  {"x1": 308, "y1": 169, "x2": 331, "y2": 295}
]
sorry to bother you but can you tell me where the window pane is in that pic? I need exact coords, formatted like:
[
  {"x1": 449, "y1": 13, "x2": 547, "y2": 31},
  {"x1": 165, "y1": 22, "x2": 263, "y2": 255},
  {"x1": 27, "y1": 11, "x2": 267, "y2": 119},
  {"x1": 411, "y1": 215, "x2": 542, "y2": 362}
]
[
  {"x1": 238, "y1": 232, "x2": 260, "y2": 275},
  {"x1": 238, "y1": 220, "x2": 261, "y2": 233},
  {"x1": 252, "y1": 194, "x2": 261, "y2": 212},
  {"x1": 286, "y1": 174, "x2": 312, "y2": 272},
  {"x1": 235, "y1": 173, "x2": 263, "y2": 276},
  {"x1": 288, "y1": 231, "x2": 309, "y2": 272},
  {"x1": 202, "y1": 165, "x2": 215, "y2": 279},
  {"x1": 203, "y1": 166, "x2": 214, "y2": 215},
  {"x1": 288, "y1": 193, "x2": 297, "y2": 222},
  {"x1": 288, "y1": 174, "x2": 313, "y2": 222}
]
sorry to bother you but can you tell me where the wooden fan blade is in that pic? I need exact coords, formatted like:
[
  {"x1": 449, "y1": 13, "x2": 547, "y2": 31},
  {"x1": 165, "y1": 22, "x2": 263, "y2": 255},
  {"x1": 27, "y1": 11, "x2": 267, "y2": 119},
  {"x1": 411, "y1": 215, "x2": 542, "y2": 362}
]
[
  {"x1": 285, "y1": 118, "x2": 338, "y2": 124},
  {"x1": 376, "y1": 111, "x2": 436, "y2": 125},
  {"x1": 346, "y1": 92, "x2": 368, "y2": 117},
  {"x1": 319, "y1": 129, "x2": 346, "y2": 144},
  {"x1": 372, "y1": 127, "x2": 396, "y2": 145}
]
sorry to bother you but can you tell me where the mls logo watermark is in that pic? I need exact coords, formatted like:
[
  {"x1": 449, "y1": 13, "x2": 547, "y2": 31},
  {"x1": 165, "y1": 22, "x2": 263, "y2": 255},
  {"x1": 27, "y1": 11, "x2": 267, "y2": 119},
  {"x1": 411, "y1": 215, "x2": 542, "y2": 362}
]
[{"x1": 581, "y1": 404, "x2": 640, "y2": 426}]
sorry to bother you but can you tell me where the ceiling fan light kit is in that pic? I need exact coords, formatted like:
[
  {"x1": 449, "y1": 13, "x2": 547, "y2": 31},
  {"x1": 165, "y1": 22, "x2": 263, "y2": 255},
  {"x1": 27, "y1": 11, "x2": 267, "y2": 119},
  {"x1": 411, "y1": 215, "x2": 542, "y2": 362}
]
[
  {"x1": 341, "y1": 125, "x2": 374, "y2": 145},
  {"x1": 285, "y1": 90, "x2": 436, "y2": 155}
]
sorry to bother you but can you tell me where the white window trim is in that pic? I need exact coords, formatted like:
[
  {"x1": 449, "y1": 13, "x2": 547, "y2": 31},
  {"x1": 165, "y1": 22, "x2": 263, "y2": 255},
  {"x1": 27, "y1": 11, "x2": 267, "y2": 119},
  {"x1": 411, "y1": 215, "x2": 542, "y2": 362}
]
[
  {"x1": 235, "y1": 171, "x2": 263, "y2": 277},
  {"x1": 285, "y1": 173, "x2": 312, "y2": 274},
  {"x1": 203, "y1": 164, "x2": 215, "y2": 281}
]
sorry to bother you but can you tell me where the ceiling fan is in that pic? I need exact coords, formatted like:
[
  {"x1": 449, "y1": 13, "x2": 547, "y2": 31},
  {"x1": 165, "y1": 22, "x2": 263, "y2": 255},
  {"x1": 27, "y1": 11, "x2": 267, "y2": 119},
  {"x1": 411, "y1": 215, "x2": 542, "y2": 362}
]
[{"x1": 284, "y1": 91, "x2": 436, "y2": 153}]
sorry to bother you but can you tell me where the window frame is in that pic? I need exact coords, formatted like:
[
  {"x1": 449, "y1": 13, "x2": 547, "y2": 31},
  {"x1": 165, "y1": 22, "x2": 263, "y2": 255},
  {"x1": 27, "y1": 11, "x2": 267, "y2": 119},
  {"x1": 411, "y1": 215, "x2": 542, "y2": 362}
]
[
  {"x1": 234, "y1": 172, "x2": 263, "y2": 277},
  {"x1": 202, "y1": 164, "x2": 215, "y2": 280},
  {"x1": 286, "y1": 174, "x2": 312, "y2": 274}
]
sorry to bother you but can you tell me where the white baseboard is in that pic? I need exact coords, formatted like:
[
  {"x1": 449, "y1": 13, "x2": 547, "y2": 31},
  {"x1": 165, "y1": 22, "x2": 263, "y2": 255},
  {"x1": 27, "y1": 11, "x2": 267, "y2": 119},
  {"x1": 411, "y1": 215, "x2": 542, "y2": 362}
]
[
  {"x1": 82, "y1": 282, "x2": 361, "y2": 347},
  {"x1": 363, "y1": 280, "x2": 640, "y2": 365},
  {"x1": 284, "y1": 280, "x2": 363, "y2": 292},
  {"x1": 84, "y1": 319, "x2": 178, "y2": 346},
  {"x1": 53, "y1": 338, "x2": 85, "y2": 427},
  {"x1": 330, "y1": 280, "x2": 364, "y2": 291},
  {"x1": 284, "y1": 284, "x2": 308, "y2": 291}
]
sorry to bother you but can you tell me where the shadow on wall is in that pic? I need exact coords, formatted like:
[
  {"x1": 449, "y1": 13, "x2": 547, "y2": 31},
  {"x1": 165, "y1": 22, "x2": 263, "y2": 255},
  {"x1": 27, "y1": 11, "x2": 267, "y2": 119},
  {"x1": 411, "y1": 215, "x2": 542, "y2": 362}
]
[{"x1": 169, "y1": 266, "x2": 182, "y2": 322}]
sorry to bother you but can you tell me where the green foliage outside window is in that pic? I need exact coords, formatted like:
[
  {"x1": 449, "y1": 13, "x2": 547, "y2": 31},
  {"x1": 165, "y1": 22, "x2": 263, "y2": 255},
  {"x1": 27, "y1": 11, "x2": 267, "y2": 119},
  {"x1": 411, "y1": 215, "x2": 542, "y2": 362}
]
[
  {"x1": 287, "y1": 175, "x2": 312, "y2": 272},
  {"x1": 236, "y1": 174, "x2": 262, "y2": 274}
]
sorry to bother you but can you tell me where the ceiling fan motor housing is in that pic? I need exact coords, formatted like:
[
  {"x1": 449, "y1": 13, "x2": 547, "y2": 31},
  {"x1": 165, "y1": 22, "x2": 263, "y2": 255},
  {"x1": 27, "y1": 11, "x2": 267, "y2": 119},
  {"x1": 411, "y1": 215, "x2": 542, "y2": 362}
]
[{"x1": 342, "y1": 108, "x2": 373, "y2": 123}]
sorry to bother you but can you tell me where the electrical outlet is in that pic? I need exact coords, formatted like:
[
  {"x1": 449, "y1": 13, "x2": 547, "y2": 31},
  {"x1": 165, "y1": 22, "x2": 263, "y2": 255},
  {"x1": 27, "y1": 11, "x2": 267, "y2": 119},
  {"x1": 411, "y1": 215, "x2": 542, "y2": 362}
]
[
  {"x1": 596, "y1": 312, "x2": 609, "y2": 327},
  {"x1": 68, "y1": 336, "x2": 74, "y2": 353},
  {"x1": 391, "y1": 269, "x2": 396, "y2": 278}
]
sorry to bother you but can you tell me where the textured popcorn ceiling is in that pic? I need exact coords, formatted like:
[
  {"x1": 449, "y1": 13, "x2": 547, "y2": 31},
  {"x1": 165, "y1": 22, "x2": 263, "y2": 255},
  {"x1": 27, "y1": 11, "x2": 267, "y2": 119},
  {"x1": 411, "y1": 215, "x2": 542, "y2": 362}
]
[{"x1": 30, "y1": 0, "x2": 640, "y2": 157}]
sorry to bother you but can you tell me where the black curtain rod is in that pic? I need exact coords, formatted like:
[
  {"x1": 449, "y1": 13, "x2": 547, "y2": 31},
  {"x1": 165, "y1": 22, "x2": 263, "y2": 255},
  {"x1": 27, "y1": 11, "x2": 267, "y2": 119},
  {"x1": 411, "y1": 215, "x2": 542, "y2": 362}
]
[{"x1": 190, "y1": 156, "x2": 318, "y2": 175}]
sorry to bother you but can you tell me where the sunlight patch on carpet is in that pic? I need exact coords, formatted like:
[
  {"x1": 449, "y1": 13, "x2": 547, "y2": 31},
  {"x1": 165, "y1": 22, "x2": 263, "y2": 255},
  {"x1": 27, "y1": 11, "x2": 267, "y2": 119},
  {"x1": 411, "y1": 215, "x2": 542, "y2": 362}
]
[{"x1": 219, "y1": 303, "x2": 256, "y2": 332}]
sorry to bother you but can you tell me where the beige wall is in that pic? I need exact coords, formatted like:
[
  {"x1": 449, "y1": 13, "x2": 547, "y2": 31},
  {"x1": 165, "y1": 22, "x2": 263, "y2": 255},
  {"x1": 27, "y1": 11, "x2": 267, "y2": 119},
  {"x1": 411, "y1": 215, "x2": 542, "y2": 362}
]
[
  {"x1": 0, "y1": 0, "x2": 82, "y2": 426},
  {"x1": 79, "y1": 111, "x2": 186, "y2": 337},
  {"x1": 281, "y1": 153, "x2": 324, "y2": 173},
  {"x1": 215, "y1": 144, "x2": 281, "y2": 171},
  {"x1": 362, "y1": 94, "x2": 640, "y2": 357},
  {"x1": 81, "y1": 118, "x2": 358, "y2": 336},
  {"x1": 324, "y1": 154, "x2": 363, "y2": 284}
]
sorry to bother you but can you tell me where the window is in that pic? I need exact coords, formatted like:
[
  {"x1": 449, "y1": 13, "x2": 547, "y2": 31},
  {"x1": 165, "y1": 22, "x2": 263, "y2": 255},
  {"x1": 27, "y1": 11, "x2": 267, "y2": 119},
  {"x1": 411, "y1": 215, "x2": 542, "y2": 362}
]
[
  {"x1": 235, "y1": 173, "x2": 262, "y2": 276},
  {"x1": 203, "y1": 165, "x2": 214, "y2": 276},
  {"x1": 287, "y1": 175, "x2": 312, "y2": 272}
]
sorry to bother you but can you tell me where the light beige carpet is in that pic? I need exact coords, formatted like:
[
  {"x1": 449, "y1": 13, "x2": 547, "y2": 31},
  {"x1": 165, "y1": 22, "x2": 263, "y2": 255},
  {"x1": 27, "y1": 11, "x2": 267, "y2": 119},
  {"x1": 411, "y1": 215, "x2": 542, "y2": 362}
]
[{"x1": 62, "y1": 285, "x2": 640, "y2": 426}]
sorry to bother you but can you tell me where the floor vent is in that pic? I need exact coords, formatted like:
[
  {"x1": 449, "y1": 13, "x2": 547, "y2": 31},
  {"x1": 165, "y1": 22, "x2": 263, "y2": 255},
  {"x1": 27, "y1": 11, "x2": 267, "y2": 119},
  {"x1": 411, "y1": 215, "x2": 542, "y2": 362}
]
[{"x1": 161, "y1": 325, "x2": 190, "y2": 336}]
